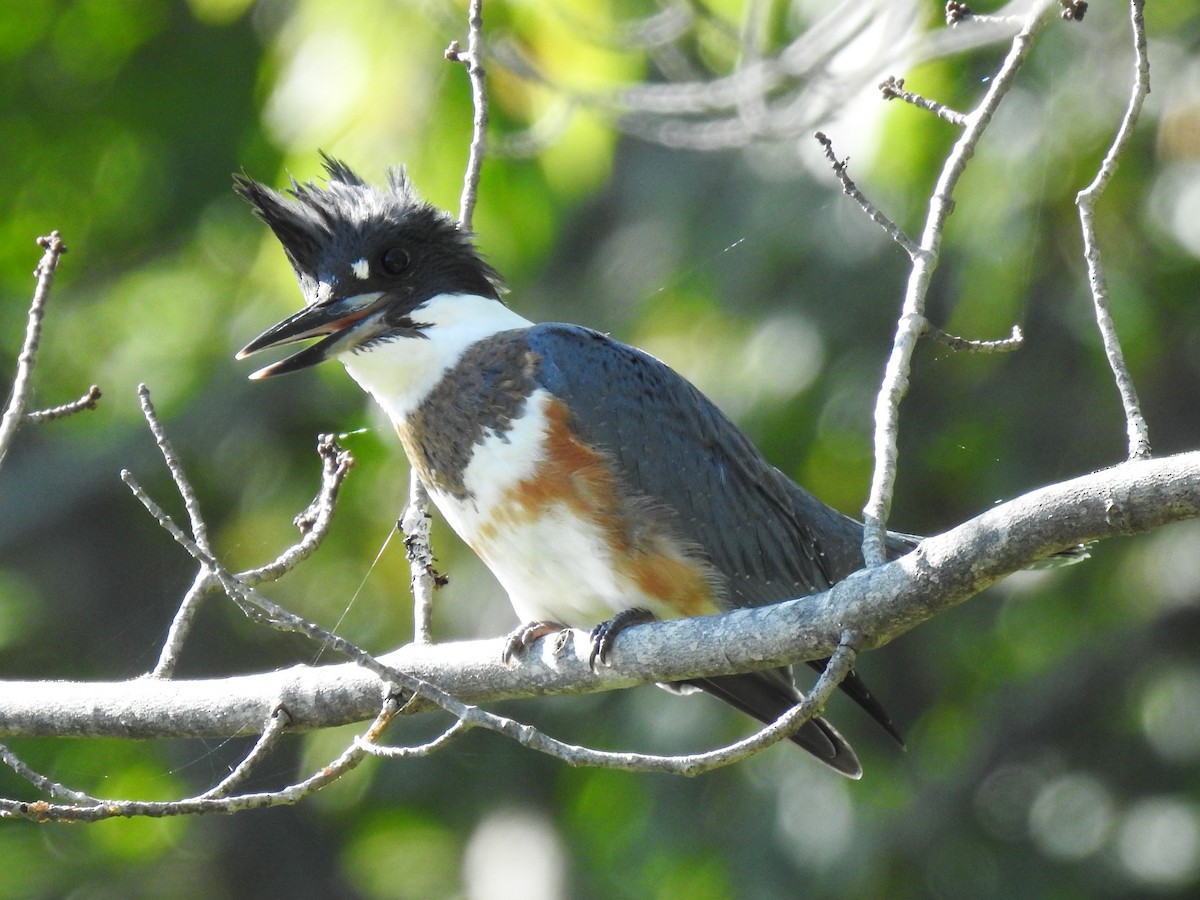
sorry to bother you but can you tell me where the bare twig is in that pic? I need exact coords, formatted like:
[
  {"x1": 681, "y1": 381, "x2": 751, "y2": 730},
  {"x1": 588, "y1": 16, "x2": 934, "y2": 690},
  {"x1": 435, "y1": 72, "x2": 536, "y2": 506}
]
[
  {"x1": 1060, "y1": 1, "x2": 1088, "y2": 22},
  {"x1": 137, "y1": 383, "x2": 235, "y2": 676},
  {"x1": 401, "y1": 485, "x2": 442, "y2": 643},
  {"x1": 127, "y1": 472, "x2": 358, "y2": 644},
  {"x1": 0, "y1": 742, "x2": 100, "y2": 804},
  {"x1": 447, "y1": 0, "x2": 489, "y2": 232},
  {"x1": 0, "y1": 232, "x2": 66, "y2": 469},
  {"x1": 814, "y1": 131, "x2": 918, "y2": 258},
  {"x1": 23, "y1": 384, "x2": 101, "y2": 424},
  {"x1": 945, "y1": 2, "x2": 974, "y2": 24},
  {"x1": 199, "y1": 706, "x2": 292, "y2": 799},
  {"x1": 122, "y1": 463, "x2": 456, "y2": 742},
  {"x1": 241, "y1": 433, "x2": 355, "y2": 585},
  {"x1": 1075, "y1": 0, "x2": 1151, "y2": 460},
  {"x1": 401, "y1": 0, "x2": 491, "y2": 641},
  {"x1": 150, "y1": 433, "x2": 353, "y2": 677},
  {"x1": 927, "y1": 323, "x2": 1023, "y2": 353},
  {"x1": 357, "y1": 710, "x2": 471, "y2": 758},
  {"x1": 151, "y1": 567, "x2": 215, "y2": 678},
  {"x1": 861, "y1": 0, "x2": 1057, "y2": 565},
  {"x1": 138, "y1": 384, "x2": 212, "y2": 554},
  {"x1": 879, "y1": 76, "x2": 968, "y2": 127},
  {"x1": 438, "y1": 638, "x2": 858, "y2": 778},
  {"x1": 946, "y1": 3, "x2": 1024, "y2": 27},
  {"x1": 1, "y1": 695, "x2": 401, "y2": 823}
]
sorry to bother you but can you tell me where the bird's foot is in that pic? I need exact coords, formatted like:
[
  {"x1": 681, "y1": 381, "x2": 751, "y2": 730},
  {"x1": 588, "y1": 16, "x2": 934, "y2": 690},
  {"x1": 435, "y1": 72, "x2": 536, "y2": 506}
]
[
  {"x1": 502, "y1": 620, "x2": 570, "y2": 664},
  {"x1": 588, "y1": 607, "x2": 656, "y2": 670}
]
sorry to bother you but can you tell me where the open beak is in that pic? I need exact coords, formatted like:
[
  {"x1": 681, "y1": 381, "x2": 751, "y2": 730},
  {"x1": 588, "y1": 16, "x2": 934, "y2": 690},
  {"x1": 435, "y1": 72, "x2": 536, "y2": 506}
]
[{"x1": 236, "y1": 292, "x2": 384, "y2": 379}]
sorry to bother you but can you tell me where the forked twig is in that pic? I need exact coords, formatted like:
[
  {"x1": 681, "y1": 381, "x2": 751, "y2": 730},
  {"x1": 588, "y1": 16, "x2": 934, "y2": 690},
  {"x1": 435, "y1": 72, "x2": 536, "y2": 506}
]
[
  {"x1": 1, "y1": 742, "x2": 101, "y2": 804},
  {"x1": 1075, "y1": 0, "x2": 1151, "y2": 460},
  {"x1": 242, "y1": 433, "x2": 355, "y2": 585},
  {"x1": 860, "y1": 0, "x2": 1058, "y2": 565},
  {"x1": 403, "y1": 0, "x2": 491, "y2": 640},
  {"x1": 448, "y1": 0, "x2": 489, "y2": 232},
  {"x1": 0, "y1": 233, "x2": 67, "y2": 469},
  {"x1": 149, "y1": 424, "x2": 354, "y2": 677},
  {"x1": 1, "y1": 696, "x2": 402, "y2": 822}
]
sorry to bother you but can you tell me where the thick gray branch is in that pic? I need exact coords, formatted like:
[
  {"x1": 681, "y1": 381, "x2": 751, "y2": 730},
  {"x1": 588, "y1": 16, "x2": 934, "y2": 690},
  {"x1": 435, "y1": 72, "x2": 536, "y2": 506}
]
[{"x1": 2, "y1": 451, "x2": 1197, "y2": 740}]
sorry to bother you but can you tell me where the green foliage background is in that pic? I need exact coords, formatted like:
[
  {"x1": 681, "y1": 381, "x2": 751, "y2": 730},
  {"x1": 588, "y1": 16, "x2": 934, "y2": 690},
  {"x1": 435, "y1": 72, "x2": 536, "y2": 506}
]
[{"x1": 2, "y1": 1, "x2": 1200, "y2": 897}]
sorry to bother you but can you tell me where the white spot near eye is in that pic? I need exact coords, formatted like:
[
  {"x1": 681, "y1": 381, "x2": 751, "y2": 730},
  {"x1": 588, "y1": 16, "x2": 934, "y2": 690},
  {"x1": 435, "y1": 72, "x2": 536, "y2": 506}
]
[{"x1": 351, "y1": 258, "x2": 370, "y2": 280}]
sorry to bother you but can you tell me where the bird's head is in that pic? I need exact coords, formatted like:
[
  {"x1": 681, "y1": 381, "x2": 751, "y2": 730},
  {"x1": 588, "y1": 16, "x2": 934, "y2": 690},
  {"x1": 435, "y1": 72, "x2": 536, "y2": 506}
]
[{"x1": 235, "y1": 155, "x2": 502, "y2": 378}]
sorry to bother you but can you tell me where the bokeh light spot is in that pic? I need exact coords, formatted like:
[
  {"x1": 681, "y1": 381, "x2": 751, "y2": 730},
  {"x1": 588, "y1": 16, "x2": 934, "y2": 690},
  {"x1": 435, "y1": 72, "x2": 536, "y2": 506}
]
[
  {"x1": 1139, "y1": 665, "x2": 1200, "y2": 764},
  {"x1": 1117, "y1": 797, "x2": 1200, "y2": 888},
  {"x1": 1028, "y1": 772, "x2": 1114, "y2": 861},
  {"x1": 463, "y1": 807, "x2": 567, "y2": 900}
]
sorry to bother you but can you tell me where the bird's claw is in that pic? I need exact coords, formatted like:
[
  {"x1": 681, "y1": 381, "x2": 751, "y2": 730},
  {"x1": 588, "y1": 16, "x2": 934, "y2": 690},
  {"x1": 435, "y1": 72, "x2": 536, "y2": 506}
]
[
  {"x1": 502, "y1": 620, "x2": 569, "y2": 664},
  {"x1": 588, "y1": 607, "x2": 656, "y2": 671}
]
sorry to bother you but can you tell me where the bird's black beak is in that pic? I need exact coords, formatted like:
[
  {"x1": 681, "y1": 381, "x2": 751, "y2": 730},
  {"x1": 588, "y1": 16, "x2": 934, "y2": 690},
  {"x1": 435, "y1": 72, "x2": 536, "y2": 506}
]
[{"x1": 236, "y1": 291, "x2": 385, "y2": 379}]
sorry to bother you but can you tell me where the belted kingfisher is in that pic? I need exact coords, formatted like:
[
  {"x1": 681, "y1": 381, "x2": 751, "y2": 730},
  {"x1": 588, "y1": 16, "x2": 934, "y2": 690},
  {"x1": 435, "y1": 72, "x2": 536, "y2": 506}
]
[{"x1": 235, "y1": 156, "x2": 909, "y2": 778}]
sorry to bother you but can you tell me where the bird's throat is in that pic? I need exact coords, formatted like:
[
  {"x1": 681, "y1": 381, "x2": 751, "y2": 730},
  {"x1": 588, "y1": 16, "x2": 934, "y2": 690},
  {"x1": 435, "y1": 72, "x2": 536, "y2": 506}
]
[{"x1": 340, "y1": 292, "x2": 533, "y2": 424}]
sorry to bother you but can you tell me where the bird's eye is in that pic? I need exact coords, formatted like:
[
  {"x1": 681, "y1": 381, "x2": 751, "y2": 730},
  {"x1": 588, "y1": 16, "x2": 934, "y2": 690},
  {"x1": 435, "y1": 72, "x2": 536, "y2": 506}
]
[{"x1": 380, "y1": 247, "x2": 410, "y2": 276}]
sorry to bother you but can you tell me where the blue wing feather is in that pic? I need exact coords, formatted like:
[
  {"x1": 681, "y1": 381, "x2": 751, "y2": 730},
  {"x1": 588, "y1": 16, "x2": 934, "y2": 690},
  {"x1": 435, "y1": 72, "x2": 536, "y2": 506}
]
[
  {"x1": 526, "y1": 324, "x2": 906, "y2": 757},
  {"x1": 526, "y1": 324, "x2": 869, "y2": 606}
]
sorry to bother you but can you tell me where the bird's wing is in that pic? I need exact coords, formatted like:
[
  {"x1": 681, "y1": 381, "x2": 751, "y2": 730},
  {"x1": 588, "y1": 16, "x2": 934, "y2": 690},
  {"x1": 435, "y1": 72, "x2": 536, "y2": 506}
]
[
  {"x1": 526, "y1": 324, "x2": 903, "y2": 753},
  {"x1": 526, "y1": 324, "x2": 902, "y2": 758},
  {"x1": 527, "y1": 323, "x2": 860, "y2": 608}
]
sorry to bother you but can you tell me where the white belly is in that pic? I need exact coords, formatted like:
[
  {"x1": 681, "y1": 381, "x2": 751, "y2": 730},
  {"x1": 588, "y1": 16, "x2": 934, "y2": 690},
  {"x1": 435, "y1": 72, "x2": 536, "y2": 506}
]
[
  {"x1": 423, "y1": 388, "x2": 654, "y2": 627},
  {"x1": 436, "y1": 490, "x2": 635, "y2": 627}
]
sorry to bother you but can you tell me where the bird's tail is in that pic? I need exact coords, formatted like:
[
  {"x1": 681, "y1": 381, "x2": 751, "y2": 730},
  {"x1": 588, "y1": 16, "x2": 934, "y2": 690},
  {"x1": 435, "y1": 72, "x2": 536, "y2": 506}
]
[{"x1": 686, "y1": 670, "x2": 863, "y2": 778}]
